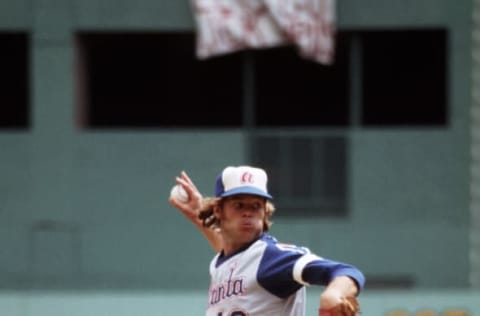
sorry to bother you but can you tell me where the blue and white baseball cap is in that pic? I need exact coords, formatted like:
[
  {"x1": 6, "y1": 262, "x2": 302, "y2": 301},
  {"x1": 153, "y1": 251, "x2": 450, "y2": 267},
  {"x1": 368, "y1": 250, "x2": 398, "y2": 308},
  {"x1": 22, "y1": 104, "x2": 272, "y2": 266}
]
[{"x1": 215, "y1": 166, "x2": 273, "y2": 200}]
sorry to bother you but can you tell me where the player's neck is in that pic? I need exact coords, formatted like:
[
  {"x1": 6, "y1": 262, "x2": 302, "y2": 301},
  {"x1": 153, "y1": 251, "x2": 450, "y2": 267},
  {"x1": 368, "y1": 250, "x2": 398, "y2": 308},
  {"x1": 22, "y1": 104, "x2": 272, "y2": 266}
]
[
  {"x1": 221, "y1": 233, "x2": 263, "y2": 256},
  {"x1": 222, "y1": 242, "x2": 247, "y2": 256}
]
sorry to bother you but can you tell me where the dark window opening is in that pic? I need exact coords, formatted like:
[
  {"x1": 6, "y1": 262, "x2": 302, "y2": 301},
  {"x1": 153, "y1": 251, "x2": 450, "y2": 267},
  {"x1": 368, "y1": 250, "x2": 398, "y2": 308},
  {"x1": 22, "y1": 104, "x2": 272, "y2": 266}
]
[
  {"x1": 364, "y1": 275, "x2": 415, "y2": 290},
  {"x1": 250, "y1": 135, "x2": 347, "y2": 217},
  {"x1": 253, "y1": 34, "x2": 350, "y2": 127},
  {"x1": 76, "y1": 32, "x2": 243, "y2": 128},
  {"x1": 0, "y1": 32, "x2": 29, "y2": 129},
  {"x1": 361, "y1": 29, "x2": 448, "y2": 126}
]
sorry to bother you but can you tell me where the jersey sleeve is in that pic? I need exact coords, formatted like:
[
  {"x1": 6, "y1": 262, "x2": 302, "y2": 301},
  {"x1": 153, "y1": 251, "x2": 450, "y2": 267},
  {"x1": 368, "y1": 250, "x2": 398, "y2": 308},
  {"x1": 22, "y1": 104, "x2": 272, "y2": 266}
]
[
  {"x1": 300, "y1": 258, "x2": 366, "y2": 291},
  {"x1": 257, "y1": 242, "x2": 319, "y2": 298},
  {"x1": 257, "y1": 240, "x2": 365, "y2": 298}
]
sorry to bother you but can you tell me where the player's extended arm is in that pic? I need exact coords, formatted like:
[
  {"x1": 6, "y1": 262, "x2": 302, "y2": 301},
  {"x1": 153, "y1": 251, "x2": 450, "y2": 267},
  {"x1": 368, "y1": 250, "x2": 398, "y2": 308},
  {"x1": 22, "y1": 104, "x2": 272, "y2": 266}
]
[{"x1": 168, "y1": 171, "x2": 223, "y2": 252}]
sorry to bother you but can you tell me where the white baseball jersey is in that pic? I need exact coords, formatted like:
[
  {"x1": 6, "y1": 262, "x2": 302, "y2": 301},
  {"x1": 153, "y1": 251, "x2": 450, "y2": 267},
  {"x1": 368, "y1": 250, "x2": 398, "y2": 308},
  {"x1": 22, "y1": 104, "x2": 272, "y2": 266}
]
[{"x1": 206, "y1": 233, "x2": 365, "y2": 316}]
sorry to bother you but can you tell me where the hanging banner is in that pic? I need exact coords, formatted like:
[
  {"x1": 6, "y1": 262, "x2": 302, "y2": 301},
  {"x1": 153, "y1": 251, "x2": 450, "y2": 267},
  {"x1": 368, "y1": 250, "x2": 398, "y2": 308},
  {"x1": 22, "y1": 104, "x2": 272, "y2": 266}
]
[{"x1": 191, "y1": 0, "x2": 336, "y2": 64}]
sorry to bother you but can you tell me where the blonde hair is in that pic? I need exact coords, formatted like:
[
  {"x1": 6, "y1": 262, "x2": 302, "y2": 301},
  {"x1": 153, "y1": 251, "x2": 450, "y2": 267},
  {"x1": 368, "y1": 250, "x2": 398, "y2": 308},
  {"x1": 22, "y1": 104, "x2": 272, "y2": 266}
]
[{"x1": 198, "y1": 197, "x2": 275, "y2": 231}]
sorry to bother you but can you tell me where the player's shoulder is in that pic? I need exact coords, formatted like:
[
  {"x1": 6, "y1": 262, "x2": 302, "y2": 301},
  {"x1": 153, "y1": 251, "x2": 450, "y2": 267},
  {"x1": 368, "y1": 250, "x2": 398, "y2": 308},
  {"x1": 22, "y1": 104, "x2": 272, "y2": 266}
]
[{"x1": 260, "y1": 233, "x2": 311, "y2": 255}]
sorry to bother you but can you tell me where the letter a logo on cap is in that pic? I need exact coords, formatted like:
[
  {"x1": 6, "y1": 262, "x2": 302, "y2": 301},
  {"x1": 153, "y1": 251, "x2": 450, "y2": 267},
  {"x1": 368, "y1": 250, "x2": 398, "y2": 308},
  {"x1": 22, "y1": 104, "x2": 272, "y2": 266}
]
[
  {"x1": 241, "y1": 172, "x2": 254, "y2": 184},
  {"x1": 215, "y1": 166, "x2": 273, "y2": 199}
]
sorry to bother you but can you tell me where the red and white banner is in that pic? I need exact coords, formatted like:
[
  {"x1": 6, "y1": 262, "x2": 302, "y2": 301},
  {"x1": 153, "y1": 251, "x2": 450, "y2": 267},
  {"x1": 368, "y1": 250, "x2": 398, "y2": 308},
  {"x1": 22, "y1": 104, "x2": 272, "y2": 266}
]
[{"x1": 191, "y1": 0, "x2": 336, "y2": 64}]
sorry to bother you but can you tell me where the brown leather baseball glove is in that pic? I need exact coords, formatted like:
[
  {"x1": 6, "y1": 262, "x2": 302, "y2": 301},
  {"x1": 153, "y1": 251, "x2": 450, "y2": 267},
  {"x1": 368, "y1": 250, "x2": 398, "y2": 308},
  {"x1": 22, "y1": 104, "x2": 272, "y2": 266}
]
[{"x1": 319, "y1": 296, "x2": 360, "y2": 316}]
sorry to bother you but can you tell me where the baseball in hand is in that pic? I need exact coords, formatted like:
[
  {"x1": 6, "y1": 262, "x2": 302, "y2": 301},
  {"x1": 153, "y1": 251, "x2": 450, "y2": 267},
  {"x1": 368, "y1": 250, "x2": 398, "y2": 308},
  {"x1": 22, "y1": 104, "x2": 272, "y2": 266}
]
[{"x1": 170, "y1": 184, "x2": 189, "y2": 202}]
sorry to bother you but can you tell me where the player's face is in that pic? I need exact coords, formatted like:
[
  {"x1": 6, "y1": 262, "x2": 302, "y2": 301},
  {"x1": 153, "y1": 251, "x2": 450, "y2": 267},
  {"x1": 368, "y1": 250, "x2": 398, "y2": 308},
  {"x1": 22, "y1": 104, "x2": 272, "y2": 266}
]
[{"x1": 217, "y1": 195, "x2": 266, "y2": 249}]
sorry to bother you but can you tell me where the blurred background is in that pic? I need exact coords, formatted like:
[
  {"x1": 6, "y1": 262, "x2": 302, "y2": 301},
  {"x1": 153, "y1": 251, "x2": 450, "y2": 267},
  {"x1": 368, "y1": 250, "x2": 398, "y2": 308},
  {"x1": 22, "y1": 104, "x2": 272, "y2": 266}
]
[{"x1": 0, "y1": 0, "x2": 479, "y2": 315}]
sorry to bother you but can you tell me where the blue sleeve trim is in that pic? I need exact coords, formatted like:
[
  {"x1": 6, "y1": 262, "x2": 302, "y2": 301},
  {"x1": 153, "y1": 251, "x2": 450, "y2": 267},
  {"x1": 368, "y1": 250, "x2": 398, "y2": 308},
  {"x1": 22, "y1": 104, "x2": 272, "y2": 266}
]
[{"x1": 256, "y1": 241, "x2": 306, "y2": 298}]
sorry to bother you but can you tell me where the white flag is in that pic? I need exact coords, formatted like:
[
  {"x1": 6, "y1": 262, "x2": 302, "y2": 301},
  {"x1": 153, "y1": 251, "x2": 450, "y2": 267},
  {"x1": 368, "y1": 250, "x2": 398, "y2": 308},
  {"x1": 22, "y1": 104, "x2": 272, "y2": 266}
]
[{"x1": 191, "y1": 0, "x2": 336, "y2": 64}]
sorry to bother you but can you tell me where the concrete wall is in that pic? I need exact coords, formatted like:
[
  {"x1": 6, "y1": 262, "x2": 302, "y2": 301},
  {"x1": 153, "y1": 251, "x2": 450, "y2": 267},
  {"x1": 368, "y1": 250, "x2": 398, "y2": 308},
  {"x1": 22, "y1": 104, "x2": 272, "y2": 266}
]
[
  {"x1": 0, "y1": 290, "x2": 478, "y2": 316},
  {"x1": 470, "y1": 0, "x2": 480, "y2": 288}
]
